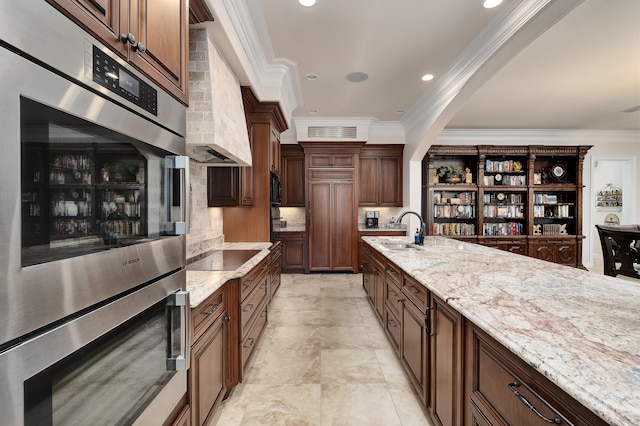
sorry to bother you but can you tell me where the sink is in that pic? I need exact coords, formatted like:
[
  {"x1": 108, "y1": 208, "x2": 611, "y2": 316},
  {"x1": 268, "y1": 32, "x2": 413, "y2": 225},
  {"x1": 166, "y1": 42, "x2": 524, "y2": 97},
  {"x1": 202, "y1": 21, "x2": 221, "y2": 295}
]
[{"x1": 380, "y1": 242, "x2": 419, "y2": 251}]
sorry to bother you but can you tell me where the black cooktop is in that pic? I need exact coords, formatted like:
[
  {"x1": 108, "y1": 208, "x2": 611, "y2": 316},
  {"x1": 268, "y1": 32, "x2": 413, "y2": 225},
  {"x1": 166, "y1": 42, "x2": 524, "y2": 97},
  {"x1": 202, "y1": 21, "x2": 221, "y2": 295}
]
[{"x1": 187, "y1": 249, "x2": 262, "y2": 271}]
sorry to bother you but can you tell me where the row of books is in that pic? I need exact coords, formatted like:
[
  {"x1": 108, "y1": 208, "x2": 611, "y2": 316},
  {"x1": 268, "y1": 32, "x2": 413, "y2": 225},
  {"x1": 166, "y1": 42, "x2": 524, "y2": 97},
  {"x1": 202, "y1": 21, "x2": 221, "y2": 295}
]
[
  {"x1": 482, "y1": 222, "x2": 524, "y2": 236},
  {"x1": 533, "y1": 205, "x2": 572, "y2": 218},
  {"x1": 483, "y1": 175, "x2": 527, "y2": 186},
  {"x1": 483, "y1": 193, "x2": 524, "y2": 204},
  {"x1": 483, "y1": 205, "x2": 525, "y2": 218},
  {"x1": 485, "y1": 159, "x2": 523, "y2": 172},
  {"x1": 534, "y1": 193, "x2": 558, "y2": 204},
  {"x1": 433, "y1": 191, "x2": 476, "y2": 204},
  {"x1": 434, "y1": 205, "x2": 475, "y2": 219},
  {"x1": 432, "y1": 223, "x2": 475, "y2": 236}
]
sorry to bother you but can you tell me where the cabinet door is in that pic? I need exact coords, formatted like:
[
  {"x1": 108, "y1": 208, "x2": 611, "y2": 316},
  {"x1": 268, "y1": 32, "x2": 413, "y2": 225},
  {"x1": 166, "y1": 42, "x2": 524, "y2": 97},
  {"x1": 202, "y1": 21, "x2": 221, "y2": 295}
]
[
  {"x1": 128, "y1": 0, "x2": 188, "y2": 103},
  {"x1": 308, "y1": 182, "x2": 332, "y2": 270},
  {"x1": 401, "y1": 299, "x2": 428, "y2": 403},
  {"x1": 331, "y1": 182, "x2": 355, "y2": 270},
  {"x1": 190, "y1": 313, "x2": 227, "y2": 426},
  {"x1": 359, "y1": 157, "x2": 379, "y2": 205},
  {"x1": 282, "y1": 148, "x2": 305, "y2": 206},
  {"x1": 207, "y1": 168, "x2": 239, "y2": 207},
  {"x1": 270, "y1": 128, "x2": 281, "y2": 176},
  {"x1": 430, "y1": 295, "x2": 463, "y2": 426},
  {"x1": 46, "y1": 0, "x2": 128, "y2": 58},
  {"x1": 379, "y1": 156, "x2": 402, "y2": 206},
  {"x1": 279, "y1": 234, "x2": 305, "y2": 273}
]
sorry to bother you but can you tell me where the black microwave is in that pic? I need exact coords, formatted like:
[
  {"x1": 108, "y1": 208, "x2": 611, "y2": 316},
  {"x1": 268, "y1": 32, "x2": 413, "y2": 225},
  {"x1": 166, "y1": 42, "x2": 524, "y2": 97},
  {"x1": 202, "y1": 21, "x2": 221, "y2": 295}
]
[{"x1": 270, "y1": 173, "x2": 282, "y2": 206}]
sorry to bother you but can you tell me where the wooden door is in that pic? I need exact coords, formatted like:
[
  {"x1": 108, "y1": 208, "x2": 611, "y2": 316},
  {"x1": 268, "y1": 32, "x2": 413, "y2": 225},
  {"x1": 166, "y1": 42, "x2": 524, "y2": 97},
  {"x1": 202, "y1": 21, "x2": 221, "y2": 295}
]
[
  {"x1": 331, "y1": 182, "x2": 354, "y2": 270},
  {"x1": 308, "y1": 182, "x2": 332, "y2": 270},
  {"x1": 430, "y1": 295, "x2": 463, "y2": 426},
  {"x1": 401, "y1": 299, "x2": 428, "y2": 403},
  {"x1": 359, "y1": 157, "x2": 379, "y2": 205},
  {"x1": 129, "y1": 0, "x2": 188, "y2": 103},
  {"x1": 46, "y1": 0, "x2": 128, "y2": 57},
  {"x1": 282, "y1": 146, "x2": 305, "y2": 206},
  {"x1": 380, "y1": 156, "x2": 402, "y2": 206},
  {"x1": 190, "y1": 313, "x2": 227, "y2": 426}
]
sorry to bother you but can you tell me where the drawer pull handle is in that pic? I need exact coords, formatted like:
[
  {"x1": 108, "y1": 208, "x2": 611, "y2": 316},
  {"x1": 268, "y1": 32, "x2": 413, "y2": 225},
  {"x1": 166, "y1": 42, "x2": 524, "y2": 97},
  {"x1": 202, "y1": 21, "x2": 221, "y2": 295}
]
[
  {"x1": 243, "y1": 303, "x2": 254, "y2": 312},
  {"x1": 244, "y1": 338, "x2": 255, "y2": 348},
  {"x1": 389, "y1": 290, "x2": 397, "y2": 297},
  {"x1": 204, "y1": 304, "x2": 219, "y2": 316},
  {"x1": 508, "y1": 382, "x2": 562, "y2": 424},
  {"x1": 387, "y1": 319, "x2": 398, "y2": 328},
  {"x1": 244, "y1": 280, "x2": 253, "y2": 288},
  {"x1": 405, "y1": 285, "x2": 418, "y2": 294}
]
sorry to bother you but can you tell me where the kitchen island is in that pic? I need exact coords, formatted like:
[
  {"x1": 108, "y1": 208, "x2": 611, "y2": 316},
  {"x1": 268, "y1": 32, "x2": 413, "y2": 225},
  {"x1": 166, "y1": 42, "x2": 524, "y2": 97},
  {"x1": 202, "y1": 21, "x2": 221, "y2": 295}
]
[{"x1": 362, "y1": 235, "x2": 639, "y2": 426}]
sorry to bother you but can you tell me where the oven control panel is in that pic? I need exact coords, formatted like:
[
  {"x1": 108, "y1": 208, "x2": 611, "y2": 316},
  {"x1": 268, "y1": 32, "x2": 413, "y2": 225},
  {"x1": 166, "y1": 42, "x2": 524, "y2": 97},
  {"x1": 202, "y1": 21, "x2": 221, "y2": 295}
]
[{"x1": 88, "y1": 45, "x2": 158, "y2": 116}]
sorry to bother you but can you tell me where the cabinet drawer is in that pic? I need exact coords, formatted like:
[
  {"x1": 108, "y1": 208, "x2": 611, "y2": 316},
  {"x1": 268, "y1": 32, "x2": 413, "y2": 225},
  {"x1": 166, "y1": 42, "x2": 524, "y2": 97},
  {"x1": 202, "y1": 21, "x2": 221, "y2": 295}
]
[
  {"x1": 403, "y1": 274, "x2": 428, "y2": 311},
  {"x1": 468, "y1": 324, "x2": 608, "y2": 426},
  {"x1": 240, "y1": 260, "x2": 269, "y2": 301},
  {"x1": 240, "y1": 274, "x2": 268, "y2": 339},
  {"x1": 386, "y1": 261, "x2": 402, "y2": 287},
  {"x1": 192, "y1": 289, "x2": 225, "y2": 341},
  {"x1": 241, "y1": 299, "x2": 268, "y2": 371},
  {"x1": 385, "y1": 279, "x2": 403, "y2": 320}
]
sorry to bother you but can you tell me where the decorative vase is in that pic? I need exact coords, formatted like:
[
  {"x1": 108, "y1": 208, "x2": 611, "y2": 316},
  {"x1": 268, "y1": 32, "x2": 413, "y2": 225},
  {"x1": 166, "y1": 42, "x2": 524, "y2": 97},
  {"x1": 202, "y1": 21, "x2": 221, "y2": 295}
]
[{"x1": 444, "y1": 173, "x2": 462, "y2": 184}]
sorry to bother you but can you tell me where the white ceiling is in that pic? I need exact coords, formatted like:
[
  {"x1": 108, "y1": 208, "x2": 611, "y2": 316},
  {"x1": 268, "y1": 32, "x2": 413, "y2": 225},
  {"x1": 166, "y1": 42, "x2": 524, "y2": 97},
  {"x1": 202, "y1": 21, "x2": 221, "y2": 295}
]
[{"x1": 251, "y1": 0, "x2": 639, "y2": 132}]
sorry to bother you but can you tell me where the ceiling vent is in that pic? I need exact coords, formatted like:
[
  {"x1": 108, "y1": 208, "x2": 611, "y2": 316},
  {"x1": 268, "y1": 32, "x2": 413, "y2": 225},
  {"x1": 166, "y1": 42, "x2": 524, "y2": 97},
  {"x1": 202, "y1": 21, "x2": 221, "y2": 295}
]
[{"x1": 308, "y1": 126, "x2": 358, "y2": 138}]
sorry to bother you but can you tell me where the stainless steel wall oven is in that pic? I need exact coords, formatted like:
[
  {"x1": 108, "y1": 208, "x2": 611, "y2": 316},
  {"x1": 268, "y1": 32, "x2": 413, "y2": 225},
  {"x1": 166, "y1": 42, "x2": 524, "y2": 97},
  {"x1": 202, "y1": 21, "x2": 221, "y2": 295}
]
[{"x1": 1, "y1": 1, "x2": 190, "y2": 424}]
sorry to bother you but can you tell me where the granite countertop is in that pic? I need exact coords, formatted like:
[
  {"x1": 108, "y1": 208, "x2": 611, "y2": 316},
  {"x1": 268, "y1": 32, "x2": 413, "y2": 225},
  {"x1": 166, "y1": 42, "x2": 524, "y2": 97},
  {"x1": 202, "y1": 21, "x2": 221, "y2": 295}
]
[
  {"x1": 362, "y1": 235, "x2": 640, "y2": 426},
  {"x1": 186, "y1": 242, "x2": 272, "y2": 307},
  {"x1": 273, "y1": 223, "x2": 306, "y2": 232},
  {"x1": 358, "y1": 223, "x2": 408, "y2": 233}
]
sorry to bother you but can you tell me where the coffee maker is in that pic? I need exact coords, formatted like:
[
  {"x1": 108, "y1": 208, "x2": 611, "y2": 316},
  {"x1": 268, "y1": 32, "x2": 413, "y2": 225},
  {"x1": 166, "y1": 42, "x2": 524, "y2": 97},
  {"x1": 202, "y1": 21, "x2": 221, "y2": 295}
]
[{"x1": 365, "y1": 210, "x2": 379, "y2": 229}]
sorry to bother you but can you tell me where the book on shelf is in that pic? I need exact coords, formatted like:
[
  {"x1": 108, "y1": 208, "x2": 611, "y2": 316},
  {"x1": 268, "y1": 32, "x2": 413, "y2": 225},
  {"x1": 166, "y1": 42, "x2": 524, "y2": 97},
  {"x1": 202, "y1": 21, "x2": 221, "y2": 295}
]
[{"x1": 482, "y1": 222, "x2": 523, "y2": 236}]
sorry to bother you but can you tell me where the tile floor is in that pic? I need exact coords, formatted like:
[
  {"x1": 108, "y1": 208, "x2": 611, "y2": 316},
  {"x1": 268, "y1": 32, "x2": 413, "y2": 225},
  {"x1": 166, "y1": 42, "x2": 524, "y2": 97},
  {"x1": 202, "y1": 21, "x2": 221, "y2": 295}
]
[{"x1": 209, "y1": 273, "x2": 434, "y2": 426}]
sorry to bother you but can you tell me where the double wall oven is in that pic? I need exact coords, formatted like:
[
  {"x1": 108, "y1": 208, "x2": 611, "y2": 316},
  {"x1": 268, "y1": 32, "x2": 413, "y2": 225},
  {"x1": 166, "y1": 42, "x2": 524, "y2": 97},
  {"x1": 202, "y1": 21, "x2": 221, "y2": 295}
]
[{"x1": 1, "y1": 1, "x2": 190, "y2": 424}]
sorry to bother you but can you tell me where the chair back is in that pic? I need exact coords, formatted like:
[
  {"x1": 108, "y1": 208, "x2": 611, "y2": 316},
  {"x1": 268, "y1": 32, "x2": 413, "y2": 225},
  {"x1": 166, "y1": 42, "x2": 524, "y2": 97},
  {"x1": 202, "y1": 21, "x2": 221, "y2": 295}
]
[{"x1": 595, "y1": 224, "x2": 640, "y2": 279}]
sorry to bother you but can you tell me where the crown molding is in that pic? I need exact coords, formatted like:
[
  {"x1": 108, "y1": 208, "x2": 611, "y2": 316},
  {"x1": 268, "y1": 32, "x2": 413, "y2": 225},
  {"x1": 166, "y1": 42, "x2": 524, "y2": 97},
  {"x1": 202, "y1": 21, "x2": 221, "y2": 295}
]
[{"x1": 437, "y1": 129, "x2": 640, "y2": 145}]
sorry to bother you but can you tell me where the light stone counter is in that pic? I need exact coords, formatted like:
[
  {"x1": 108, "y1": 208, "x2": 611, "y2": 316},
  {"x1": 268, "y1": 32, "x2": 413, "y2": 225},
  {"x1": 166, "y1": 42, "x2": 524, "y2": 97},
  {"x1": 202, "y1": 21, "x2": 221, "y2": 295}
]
[
  {"x1": 273, "y1": 223, "x2": 306, "y2": 232},
  {"x1": 362, "y1": 235, "x2": 640, "y2": 426},
  {"x1": 358, "y1": 223, "x2": 408, "y2": 233},
  {"x1": 186, "y1": 242, "x2": 272, "y2": 307}
]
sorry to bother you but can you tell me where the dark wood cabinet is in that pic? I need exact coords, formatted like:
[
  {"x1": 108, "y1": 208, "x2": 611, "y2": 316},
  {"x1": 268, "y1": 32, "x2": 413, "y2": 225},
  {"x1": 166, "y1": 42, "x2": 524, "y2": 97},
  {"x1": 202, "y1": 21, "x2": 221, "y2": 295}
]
[
  {"x1": 222, "y1": 88, "x2": 287, "y2": 241},
  {"x1": 401, "y1": 274, "x2": 430, "y2": 404},
  {"x1": 270, "y1": 128, "x2": 281, "y2": 176},
  {"x1": 359, "y1": 145, "x2": 403, "y2": 206},
  {"x1": 274, "y1": 231, "x2": 306, "y2": 273},
  {"x1": 430, "y1": 294, "x2": 464, "y2": 426},
  {"x1": 189, "y1": 287, "x2": 228, "y2": 426},
  {"x1": 207, "y1": 167, "x2": 240, "y2": 207},
  {"x1": 423, "y1": 145, "x2": 591, "y2": 268},
  {"x1": 281, "y1": 145, "x2": 305, "y2": 207},
  {"x1": 47, "y1": 0, "x2": 188, "y2": 104},
  {"x1": 358, "y1": 231, "x2": 405, "y2": 271},
  {"x1": 302, "y1": 142, "x2": 363, "y2": 272},
  {"x1": 465, "y1": 322, "x2": 608, "y2": 426},
  {"x1": 268, "y1": 241, "x2": 282, "y2": 300}
]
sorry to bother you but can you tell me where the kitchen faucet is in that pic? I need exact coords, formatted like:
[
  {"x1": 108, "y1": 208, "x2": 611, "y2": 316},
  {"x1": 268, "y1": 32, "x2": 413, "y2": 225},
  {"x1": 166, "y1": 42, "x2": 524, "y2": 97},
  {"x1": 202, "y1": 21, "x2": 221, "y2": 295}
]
[{"x1": 396, "y1": 211, "x2": 425, "y2": 245}]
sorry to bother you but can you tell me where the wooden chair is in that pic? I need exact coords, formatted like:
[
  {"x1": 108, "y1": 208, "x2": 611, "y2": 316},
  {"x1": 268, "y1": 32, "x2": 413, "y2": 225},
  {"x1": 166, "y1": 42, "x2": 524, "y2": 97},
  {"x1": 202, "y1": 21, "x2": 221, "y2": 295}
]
[{"x1": 595, "y1": 224, "x2": 640, "y2": 279}]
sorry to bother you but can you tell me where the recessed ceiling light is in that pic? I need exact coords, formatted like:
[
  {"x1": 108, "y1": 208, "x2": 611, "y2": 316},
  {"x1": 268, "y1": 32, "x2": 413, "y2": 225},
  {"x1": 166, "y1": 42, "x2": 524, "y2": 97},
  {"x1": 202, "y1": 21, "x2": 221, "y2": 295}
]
[
  {"x1": 305, "y1": 73, "x2": 319, "y2": 81},
  {"x1": 309, "y1": 109, "x2": 319, "y2": 114},
  {"x1": 421, "y1": 74, "x2": 434, "y2": 81},
  {"x1": 483, "y1": 0, "x2": 503, "y2": 8},
  {"x1": 396, "y1": 109, "x2": 405, "y2": 114},
  {"x1": 346, "y1": 72, "x2": 369, "y2": 83},
  {"x1": 299, "y1": 0, "x2": 316, "y2": 7}
]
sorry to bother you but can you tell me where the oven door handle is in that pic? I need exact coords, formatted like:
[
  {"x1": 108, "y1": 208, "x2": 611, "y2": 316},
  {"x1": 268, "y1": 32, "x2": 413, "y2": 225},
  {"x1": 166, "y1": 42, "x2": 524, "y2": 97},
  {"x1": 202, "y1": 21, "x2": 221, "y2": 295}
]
[
  {"x1": 165, "y1": 155, "x2": 189, "y2": 235},
  {"x1": 166, "y1": 290, "x2": 190, "y2": 371}
]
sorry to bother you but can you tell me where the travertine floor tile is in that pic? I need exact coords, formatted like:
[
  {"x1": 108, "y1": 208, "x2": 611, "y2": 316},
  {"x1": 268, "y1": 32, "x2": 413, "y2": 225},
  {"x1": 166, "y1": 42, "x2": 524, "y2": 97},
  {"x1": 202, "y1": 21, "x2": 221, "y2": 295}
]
[{"x1": 208, "y1": 273, "x2": 434, "y2": 426}]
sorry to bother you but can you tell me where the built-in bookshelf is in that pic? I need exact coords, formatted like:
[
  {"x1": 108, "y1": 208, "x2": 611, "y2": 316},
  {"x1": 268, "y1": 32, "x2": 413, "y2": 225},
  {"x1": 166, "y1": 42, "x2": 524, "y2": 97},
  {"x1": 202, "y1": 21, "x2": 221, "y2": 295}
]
[{"x1": 422, "y1": 145, "x2": 592, "y2": 268}]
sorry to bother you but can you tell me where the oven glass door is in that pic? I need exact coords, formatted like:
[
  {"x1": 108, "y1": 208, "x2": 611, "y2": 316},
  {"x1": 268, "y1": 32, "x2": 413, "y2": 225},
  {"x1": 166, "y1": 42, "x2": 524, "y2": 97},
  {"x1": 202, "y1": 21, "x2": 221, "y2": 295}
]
[
  {"x1": 21, "y1": 97, "x2": 188, "y2": 268},
  {"x1": 23, "y1": 288, "x2": 189, "y2": 425}
]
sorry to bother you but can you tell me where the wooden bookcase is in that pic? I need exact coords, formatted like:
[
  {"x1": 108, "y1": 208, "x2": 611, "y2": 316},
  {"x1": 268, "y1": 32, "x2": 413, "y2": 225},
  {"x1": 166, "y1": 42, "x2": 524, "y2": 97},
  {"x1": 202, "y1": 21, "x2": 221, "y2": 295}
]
[{"x1": 422, "y1": 145, "x2": 592, "y2": 268}]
